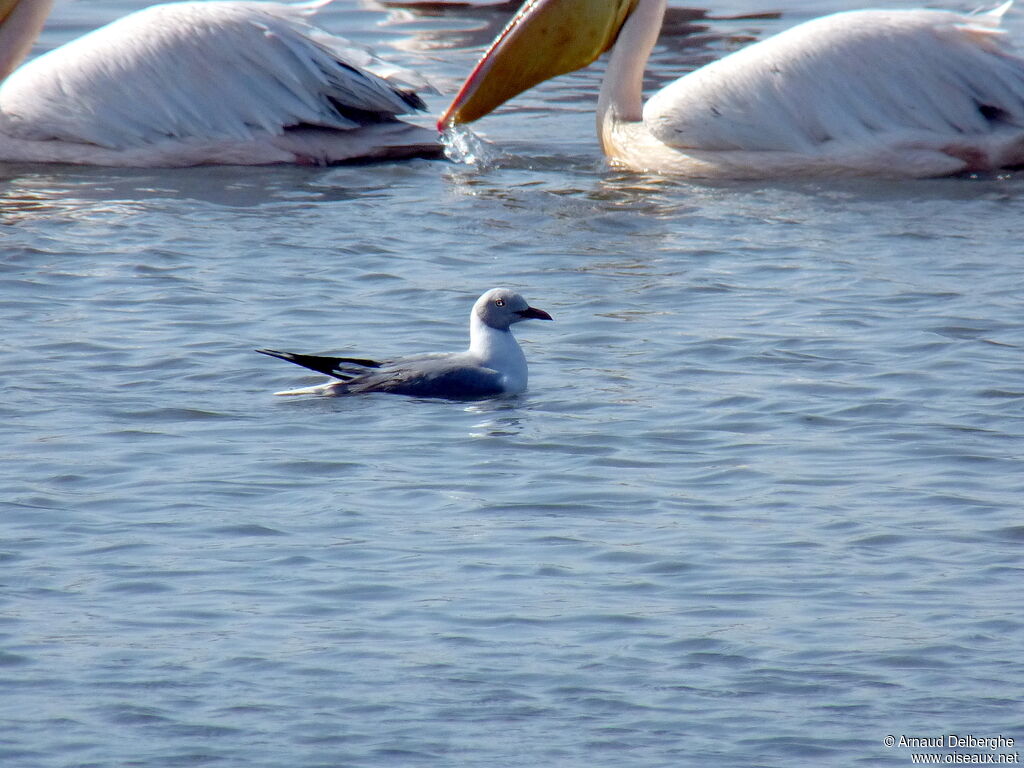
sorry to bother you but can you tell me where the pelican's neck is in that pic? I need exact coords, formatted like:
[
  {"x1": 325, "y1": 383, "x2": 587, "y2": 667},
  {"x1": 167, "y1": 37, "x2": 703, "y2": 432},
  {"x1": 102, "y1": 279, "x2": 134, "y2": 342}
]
[
  {"x1": 0, "y1": 0, "x2": 54, "y2": 83},
  {"x1": 597, "y1": 0, "x2": 665, "y2": 155},
  {"x1": 468, "y1": 314, "x2": 527, "y2": 387}
]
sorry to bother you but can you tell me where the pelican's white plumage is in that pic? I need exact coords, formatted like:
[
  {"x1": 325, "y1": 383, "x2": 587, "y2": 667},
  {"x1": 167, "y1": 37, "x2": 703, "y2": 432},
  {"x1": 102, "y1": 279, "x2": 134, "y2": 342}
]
[
  {"x1": 637, "y1": 5, "x2": 1024, "y2": 176},
  {"x1": 0, "y1": 0, "x2": 440, "y2": 165},
  {"x1": 441, "y1": 0, "x2": 1024, "y2": 178}
]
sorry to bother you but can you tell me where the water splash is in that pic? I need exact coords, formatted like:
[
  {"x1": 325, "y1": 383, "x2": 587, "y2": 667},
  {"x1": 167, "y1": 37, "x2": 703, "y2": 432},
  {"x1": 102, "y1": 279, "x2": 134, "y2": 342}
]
[{"x1": 440, "y1": 124, "x2": 492, "y2": 166}]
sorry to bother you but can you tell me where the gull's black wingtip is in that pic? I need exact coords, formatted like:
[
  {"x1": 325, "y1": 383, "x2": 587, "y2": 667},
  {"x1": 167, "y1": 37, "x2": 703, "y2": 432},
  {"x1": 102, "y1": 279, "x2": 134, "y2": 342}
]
[
  {"x1": 256, "y1": 348, "x2": 288, "y2": 362},
  {"x1": 255, "y1": 348, "x2": 380, "y2": 381}
]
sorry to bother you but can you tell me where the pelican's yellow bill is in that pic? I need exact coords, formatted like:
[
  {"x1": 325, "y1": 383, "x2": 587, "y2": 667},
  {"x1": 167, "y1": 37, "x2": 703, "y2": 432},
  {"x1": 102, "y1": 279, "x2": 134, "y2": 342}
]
[{"x1": 438, "y1": 0, "x2": 638, "y2": 128}]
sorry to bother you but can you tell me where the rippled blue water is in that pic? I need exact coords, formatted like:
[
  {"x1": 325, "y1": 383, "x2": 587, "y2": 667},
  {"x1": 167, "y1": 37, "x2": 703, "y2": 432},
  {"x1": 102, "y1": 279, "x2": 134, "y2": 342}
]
[{"x1": 3, "y1": 1, "x2": 1024, "y2": 766}]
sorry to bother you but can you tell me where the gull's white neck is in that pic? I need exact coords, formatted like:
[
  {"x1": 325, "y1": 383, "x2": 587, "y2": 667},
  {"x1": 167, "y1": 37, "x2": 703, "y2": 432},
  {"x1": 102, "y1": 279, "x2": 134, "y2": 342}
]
[
  {"x1": 468, "y1": 314, "x2": 528, "y2": 393},
  {"x1": 0, "y1": 0, "x2": 55, "y2": 83},
  {"x1": 597, "y1": 0, "x2": 666, "y2": 157}
]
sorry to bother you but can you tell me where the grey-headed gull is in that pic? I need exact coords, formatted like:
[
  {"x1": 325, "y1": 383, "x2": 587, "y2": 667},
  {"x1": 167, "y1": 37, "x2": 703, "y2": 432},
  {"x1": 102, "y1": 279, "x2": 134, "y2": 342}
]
[{"x1": 257, "y1": 288, "x2": 552, "y2": 399}]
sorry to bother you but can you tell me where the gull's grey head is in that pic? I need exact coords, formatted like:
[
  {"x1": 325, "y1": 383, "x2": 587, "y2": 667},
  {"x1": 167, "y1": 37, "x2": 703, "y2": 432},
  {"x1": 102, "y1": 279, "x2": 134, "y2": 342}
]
[{"x1": 473, "y1": 288, "x2": 553, "y2": 330}]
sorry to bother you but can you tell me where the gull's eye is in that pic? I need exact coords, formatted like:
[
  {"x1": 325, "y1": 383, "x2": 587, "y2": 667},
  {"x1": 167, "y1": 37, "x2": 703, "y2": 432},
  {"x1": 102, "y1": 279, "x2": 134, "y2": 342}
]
[{"x1": 494, "y1": 298, "x2": 505, "y2": 307}]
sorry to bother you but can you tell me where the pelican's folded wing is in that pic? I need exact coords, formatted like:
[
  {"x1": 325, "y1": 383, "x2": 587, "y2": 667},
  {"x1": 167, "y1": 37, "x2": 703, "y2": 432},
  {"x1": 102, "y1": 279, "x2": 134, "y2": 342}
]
[
  {"x1": 644, "y1": 8, "x2": 1024, "y2": 154},
  {"x1": 0, "y1": 2, "x2": 427, "y2": 149}
]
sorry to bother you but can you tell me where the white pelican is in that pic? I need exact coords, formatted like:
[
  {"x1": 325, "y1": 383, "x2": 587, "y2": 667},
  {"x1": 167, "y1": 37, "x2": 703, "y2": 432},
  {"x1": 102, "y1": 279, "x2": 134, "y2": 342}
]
[
  {"x1": 438, "y1": 0, "x2": 1024, "y2": 177},
  {"x1": 0, "y1": 0, "x2": 440, "y2": 165}
]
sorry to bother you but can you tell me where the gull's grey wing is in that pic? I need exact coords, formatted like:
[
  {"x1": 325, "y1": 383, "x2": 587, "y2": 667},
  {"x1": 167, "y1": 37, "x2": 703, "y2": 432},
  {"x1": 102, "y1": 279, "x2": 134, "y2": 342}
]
[{"x1": 345, "y1": 356, "x2": 507, "y2": 399}]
